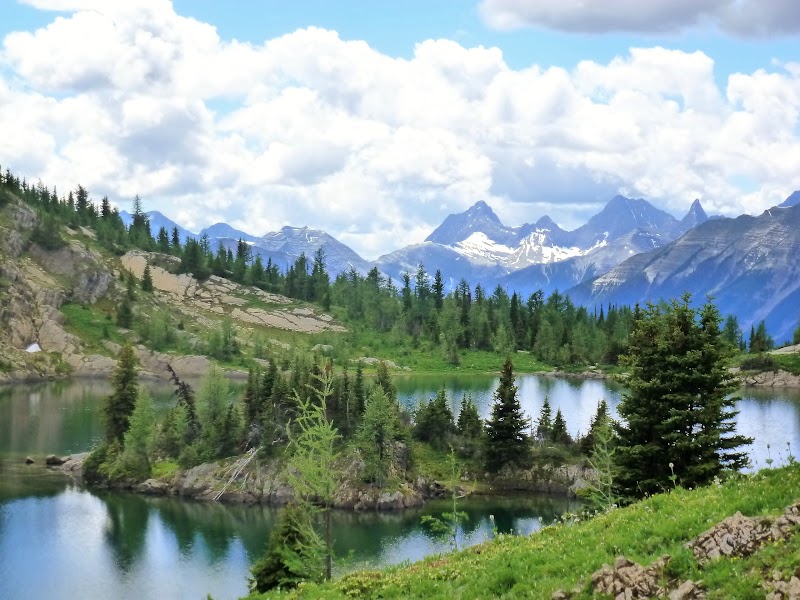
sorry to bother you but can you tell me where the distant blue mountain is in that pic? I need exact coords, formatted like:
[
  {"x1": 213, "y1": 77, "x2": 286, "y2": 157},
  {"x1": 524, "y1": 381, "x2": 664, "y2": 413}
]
[{"x1": 119, "y1": 210, "x2": 196, "y2": 244}]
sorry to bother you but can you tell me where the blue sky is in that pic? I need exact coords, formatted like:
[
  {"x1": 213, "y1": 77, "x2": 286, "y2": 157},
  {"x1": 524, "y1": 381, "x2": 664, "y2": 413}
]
[{"x1": 0, "y1": 0, "x2": 798, "y2": 258}]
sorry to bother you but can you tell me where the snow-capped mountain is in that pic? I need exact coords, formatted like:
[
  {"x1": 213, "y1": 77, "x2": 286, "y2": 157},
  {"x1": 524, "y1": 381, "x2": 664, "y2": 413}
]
[{"x1": 378, "y1": 195, "x2": 706, "y2": 291}]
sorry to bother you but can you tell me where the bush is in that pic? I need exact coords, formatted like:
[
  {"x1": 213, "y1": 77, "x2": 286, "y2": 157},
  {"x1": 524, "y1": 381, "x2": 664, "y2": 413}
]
[{"x1": 740, "y1": 353, "x2": 778, "y2": 372}]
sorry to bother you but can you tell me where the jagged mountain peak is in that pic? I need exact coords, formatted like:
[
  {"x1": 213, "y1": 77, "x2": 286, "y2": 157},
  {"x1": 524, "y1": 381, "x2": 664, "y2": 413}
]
[
  {"x1": 425, "y1": 200, "x2": 512, "y2": 246},
  {"x1": 534, "y1": 215, "x2": 560, "y2": 231},
  {"x1": 677, "y1": 199, "x2": 708, "y2": 235},
  {"x1": 779, "y1": 191, "x2": 800, "y2": 208}
]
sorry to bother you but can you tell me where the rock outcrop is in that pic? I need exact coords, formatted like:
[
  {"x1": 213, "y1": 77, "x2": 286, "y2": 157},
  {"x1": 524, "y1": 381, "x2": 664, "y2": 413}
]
[
  {"x1": 687, "y1": 503, "x2": 800, "y2": 563},
  {"x1": 740, "y1": 369, "x2": 800, "y2": 388}
]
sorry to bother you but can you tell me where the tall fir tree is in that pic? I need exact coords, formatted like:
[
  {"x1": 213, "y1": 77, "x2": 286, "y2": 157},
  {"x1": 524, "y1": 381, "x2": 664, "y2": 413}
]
[
  {"x1": 103, "y1": 345, "x2": 139, "y2": 443},
  {"x1": 615, "y1": 296, "x2": 751, "y2": 499},
  {"x1": 484, "y1": 358, "x2": 530, "y2": 472}
]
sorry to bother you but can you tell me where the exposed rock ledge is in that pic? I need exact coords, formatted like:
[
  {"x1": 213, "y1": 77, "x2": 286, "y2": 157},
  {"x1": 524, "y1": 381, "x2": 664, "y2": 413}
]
[
  {"x1": 735, "y1": 368, "x2": 800, "y2": 388},
  {"x1": 57, "y1": 453, "x2": 448, "y2": 511}
]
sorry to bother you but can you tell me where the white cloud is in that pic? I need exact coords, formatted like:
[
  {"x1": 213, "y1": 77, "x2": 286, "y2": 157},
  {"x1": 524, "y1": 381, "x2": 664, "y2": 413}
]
[
  {"x1": 479, "y1": 0, "x2": 800, "y2": 36},
  {"x1": 1, "y1": 1, "x2": 799, "y2": 260}
]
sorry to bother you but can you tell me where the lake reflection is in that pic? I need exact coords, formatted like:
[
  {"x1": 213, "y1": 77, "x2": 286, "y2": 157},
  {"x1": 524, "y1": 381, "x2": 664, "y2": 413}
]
[{"x1": 1, "y1": 375, "x2": 799, "y2": 599}]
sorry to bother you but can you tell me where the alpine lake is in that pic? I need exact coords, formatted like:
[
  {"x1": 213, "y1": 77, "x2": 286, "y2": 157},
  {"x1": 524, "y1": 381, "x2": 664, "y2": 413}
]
[{"x1": 1, "y1": 374, "x2": 798, "y2": 600}]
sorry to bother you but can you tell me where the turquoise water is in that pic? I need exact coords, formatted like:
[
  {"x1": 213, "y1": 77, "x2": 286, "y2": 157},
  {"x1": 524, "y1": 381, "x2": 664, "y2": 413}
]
[{"x1": 0, "y1": 375, "x2": 798, "y2": 599}]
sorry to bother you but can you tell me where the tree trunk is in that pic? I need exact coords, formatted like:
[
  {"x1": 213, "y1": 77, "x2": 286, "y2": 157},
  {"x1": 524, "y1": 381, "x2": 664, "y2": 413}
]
[{"x1": 324, "y1": 505, "x2": 332, "y2": 580}]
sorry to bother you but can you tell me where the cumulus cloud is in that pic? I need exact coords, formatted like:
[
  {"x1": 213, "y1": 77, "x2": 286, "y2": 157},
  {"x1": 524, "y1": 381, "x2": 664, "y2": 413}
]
[
  {"x1": 1, "y1": 0, "x2": 799, "y2": 259},
  {"x1": 479, "y1": 0, "x2": 800, "y2": 36}
]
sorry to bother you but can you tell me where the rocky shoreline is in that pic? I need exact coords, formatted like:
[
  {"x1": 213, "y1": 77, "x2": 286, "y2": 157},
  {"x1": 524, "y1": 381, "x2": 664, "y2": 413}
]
[{"x1": 54, "y1": 452, "x2": 591, "y2": 512}]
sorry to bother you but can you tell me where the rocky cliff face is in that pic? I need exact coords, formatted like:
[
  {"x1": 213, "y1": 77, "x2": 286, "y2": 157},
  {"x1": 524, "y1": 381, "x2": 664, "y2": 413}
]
[{"x1": 0, "y1": 201, "x2": 116, "y2": 381}]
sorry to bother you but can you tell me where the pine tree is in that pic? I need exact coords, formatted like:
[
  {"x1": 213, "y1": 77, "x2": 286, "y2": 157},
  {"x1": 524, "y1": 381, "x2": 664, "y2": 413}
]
[
  {"x1": 581, "y1": 399, "x2": 610, "y2": 455},
  {"x1": 535, "y1": 397, "x2": 553, "y2": 441},
  {"x1": 484, "y1": 358, "x2": 530, "y2": 472},
  {"x1": 103, "y1": 345, "x2": 139, "y2": 443},
  {"x1": 249, "y1": 503, "x2": 323, "y2": 592},
  {"x1": 456, "y1": 394, "x2": 484, "y2": 457},
  {"x1": 413, "y1": 388, "x2": 455, "y2": 450},
  {"x1": 615, "y1": 296, "x2": 751, "y2": 499},
  {"x1": 141, "y1": 263, "x2": 154, "y2": 292},
  {"x1": 353, "y1": 360, "x2": 366, "y2": 416},
  {"x1": 355, "y1": 388, "x2": 401, "y2": 487},
  {"x1": 550, "y1": 408, "x2": 572, "y2": 445}
]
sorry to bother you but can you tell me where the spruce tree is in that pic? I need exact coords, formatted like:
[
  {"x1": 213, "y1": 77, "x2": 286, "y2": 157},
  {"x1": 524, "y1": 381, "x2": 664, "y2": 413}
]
[
  {"x1": 484, "y1": 358, "x2": 530, "y2": 472},
  {"x1": 413, "y1": 388, "x2": 455, "y2": 450},
  {"x1": 141, "y1": 263, "x2": 154, "y2": 292},
  {"x1": 103, "y1": 345, "x2": 139, "y2": 443},
  {"x1": 615, "y1": 296, "x2": 751, "y2": 499},
  {"x1": 535, "y1": 397, "x2": 553, "y2": 441},
  {"x1": 249, "y1": 503, "x2": 322, "y2": 592},
  {"x1": 581, "y1": 399, "x2": 610, "y2": 455},
  {"x1": 550, "y1": 408, "x2": 571, "y2": 445}
]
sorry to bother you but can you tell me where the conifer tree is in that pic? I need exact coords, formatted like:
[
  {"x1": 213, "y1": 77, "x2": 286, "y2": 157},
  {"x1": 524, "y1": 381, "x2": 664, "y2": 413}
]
[
  {"x1": 615, "y1": 296, "x2": 751, "y2": 499},
  {"x1": 535, "y1": 397, "x2": 553, "y2": 441},
  {"x1": 456, "y1": 394, "x2": 484, "y2": 457},
  {"x1": 550, "y1": 408, "x2": 571, "y2": 445},
  {"x1": 141, "y1": 263, "x2": 154, "y2": 292},
  {"x1": 353, "y1": 360, "x2": 366, "y2": 416},
  {"x1": 484, "y1": 358, "x2": 530, "y2": 472},
  {"x1": 413, "y1": 388, "x2": 455, "y2": 450},
  {"x1": 104, "y1": 345, "x2": 139, "y2": 443},
  {"x1": 581, "y1": 399, "x2": 610, "y2": 455},
  {"x1": 249, "y1": 503, "x2": 322, "y2": 592}
]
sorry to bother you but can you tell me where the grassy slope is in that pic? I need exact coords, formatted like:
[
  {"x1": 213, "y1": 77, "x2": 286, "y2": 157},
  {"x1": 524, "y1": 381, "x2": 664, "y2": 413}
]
[{"x1": 244, "y1": 463, "x2": 800, "y2": 599}]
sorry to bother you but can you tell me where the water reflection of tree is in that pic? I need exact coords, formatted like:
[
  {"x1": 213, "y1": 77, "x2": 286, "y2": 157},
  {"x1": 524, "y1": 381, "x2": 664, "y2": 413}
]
[
  {"x1": 152, "y1": 497, "x2": 278, "y2": 561},
  {"x1": 101, "y1": 491, "x2": 151, "y2": 573}
]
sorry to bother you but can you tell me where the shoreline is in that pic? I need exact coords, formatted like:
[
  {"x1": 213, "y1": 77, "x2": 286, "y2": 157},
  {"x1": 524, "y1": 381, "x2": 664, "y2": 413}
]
[{"x1": 53, "y1": 452, "x2": 589, "y2": 512}]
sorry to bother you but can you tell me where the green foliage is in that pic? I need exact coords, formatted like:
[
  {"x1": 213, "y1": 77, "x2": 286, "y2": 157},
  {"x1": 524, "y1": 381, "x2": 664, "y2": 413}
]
[
  {"x1": 772, "y1": 352, "x2": 800, "y2": 375},
  {"x1": 118, "y1": 388, "x2": 156, "y2": 480},
  {"x1": 420, "y1": 449, "x2": 468, "y2": 552},
  {"x1": 455, "y1": 394, "x2": 484, "y2": 458},
  {"x1": 615, "y1": 296, "x2": 752, "y2": 499},
  {"x1": 413, "y1": 388, "x2": 455, "y2": 451},
  {"x1": 355, "y1": 388, "x2": 403, "y2": 487},
  {"x1": 249, "y1": 504, "x2": 323, "y2": 593},
  {"x1": 243, "y1": 463, "x2": 800, "y2": 600},
  {"x1": 30, "y1": 213, "x2": 66, "y2": 250},
  {"x1": 739, "y1": 353, "x2": 778, "y2": 372},
  {"x1": 550, "y1": 408, "x2": 572, "y2": 445},
  {"x1": 484, "y1": 358, "x2": 530, "y2": 472},
  {"x1": 285, "y1": 373, "x2": 342, "y2": 581},
  {"x1": 204, "y1": 319, "x2": 241, "y2": 362},
  {"x1": 579, "y1": 415, "x2": 620, "y2": 512},
  {"x1": 103, "y1": 344, "x2": 139, "y2": 444},
  {"x1": 580, "y1": 399, "x2": 610, "y2": 455},
  {"x1": 141, "y1": 263, "x2": 154, "y2": 292},
  {"x1": 196, "y1": 367, "x2": 242, "y2": 461},
  {"x1": 60, "y1": 302, "x2": 125, "y2": 350},
  {"x1": 116, "y1": 298, "x2": 134, "y2": 329},
  {"x1": 748, "y1": 320, "x2": 774, "y2": 353},
  {"x1": 535, "y1": 397, "x2": 553, "y2": 442},
  {"x1": 794, "y1": 319, "x2": 800, "y2": 345}
]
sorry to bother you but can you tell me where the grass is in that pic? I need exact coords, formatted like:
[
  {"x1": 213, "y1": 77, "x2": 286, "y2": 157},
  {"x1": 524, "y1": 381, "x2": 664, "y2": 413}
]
[
  {"x1": 151, "y1": 460, "x2": 179, "y2": 479},
  {"x1": 773, "y1": 353, "x2": 800, "y2": 376},
  {"x1": 60, "y1": 300, "x2": 127, "y2": 352},
  {"x1": 242, "y1": 463, "x2": 800, "y2": 599}
]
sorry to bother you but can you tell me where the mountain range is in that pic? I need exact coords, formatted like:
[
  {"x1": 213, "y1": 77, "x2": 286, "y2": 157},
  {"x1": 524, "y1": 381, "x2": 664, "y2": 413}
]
[{"x1": 123, "y1": 191, "x2": 799, "y2": 341}]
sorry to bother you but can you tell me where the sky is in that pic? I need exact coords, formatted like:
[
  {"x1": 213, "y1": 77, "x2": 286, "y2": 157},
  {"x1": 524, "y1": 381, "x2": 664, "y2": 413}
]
[{"x1": 1, "y1": 0, "x2": 799, "y2": 260}]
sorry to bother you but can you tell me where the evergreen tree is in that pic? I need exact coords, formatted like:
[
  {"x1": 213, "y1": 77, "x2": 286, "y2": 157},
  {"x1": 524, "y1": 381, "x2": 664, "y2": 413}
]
[
  {"x1": 355, "y1": 388, "x2": 402, "y2": 487},
  {"x1": 249, "y1": 503, "x2": 322, "y2": 592},
  {"x1": 535, "y1": 397, "x2": 553, "y2": 441},
  {"x1": 413, "y1": 388, "x2": 455, "y2": 450},
  {"x1": 456, "y1": 394, "x2": 484, "y2": 457},
  {"x1": 141, "y1": 263, "x2": 154, "y2": 292},
  {"x1": 615, "y1": 296, "x2": 751, "y2": 499},
  {"x1": 120, "y1": 388, "x2": 156, "y2": 479},
  {"x1": 580, "y1": 399, "x2": 610, "y2": 455},
  {"x1": 550, "y1": 408, "x2": 572, "y2": 445},
  {"x1": 353, "y1": 360, "x2": 366, "y2": 416},
  {"x1": 374, "y1": 361, "x2": 396, "y2": 403},
  {"x1": 103, "y1": 345, "x2": 139, "y2": 443},
  {"x1": 484, "y1": 358, "x2": 530, "y2": 472}
]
